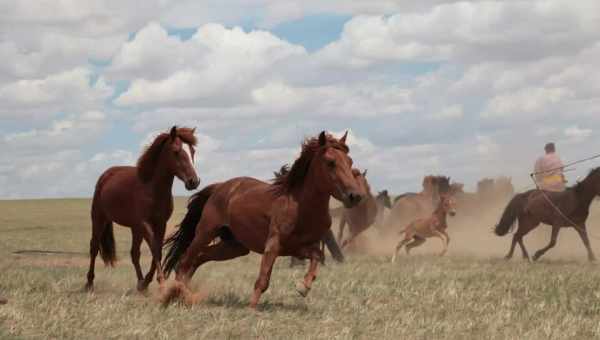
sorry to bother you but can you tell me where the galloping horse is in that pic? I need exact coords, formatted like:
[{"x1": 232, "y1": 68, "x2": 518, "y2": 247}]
[
  {"x1": 385, "y1": 176, "x2": 451, "y2": 234},
  {"x1": 336, "y1": 169, "x2": 379, "y2": 249},
  {"x1": 391, "y1": 194, "x2": 457, "y2": 262},
  {"x1": 85, "y1": 126, "x2": 200, "y2": 292},
  {"x1": 161, "y1": 131, "x2": 365, "y2": 309},
  {"x1": 495, "y1": 167, "x2": 600, "y2": 262}
]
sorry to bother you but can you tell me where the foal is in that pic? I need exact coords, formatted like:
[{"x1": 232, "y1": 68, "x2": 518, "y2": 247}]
[{"x1": 391, "y1": 194, "x2": 456, "y2": 262}]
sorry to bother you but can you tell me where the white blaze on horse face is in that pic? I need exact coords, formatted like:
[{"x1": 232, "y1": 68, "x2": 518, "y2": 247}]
[{"x1": 182, "y1": 143, "x2": 196, "y2": 167}]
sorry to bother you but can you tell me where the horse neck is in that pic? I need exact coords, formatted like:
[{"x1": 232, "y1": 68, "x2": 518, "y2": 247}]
[
  {"x1": 576, "y1": 174, "x2": 599, "y2": 208},
  {"x1": 148, "y1": 153, "x2": 175, "y2": 197},
  {"x1": 433, "y1": 202, "x2": 447, "y2": 223},
  {"x1": 294, "y1": 172, "x2": 331, "y2": 217}
]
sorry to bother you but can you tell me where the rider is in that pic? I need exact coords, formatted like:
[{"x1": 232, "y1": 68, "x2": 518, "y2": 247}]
[{"x1": 534, "y1": 143, "x2": 566, "y2": 191}]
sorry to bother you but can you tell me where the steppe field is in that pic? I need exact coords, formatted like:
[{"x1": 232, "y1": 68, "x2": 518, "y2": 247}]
[{"x1": 2, "y1": 197, "x2": 600, "y2": 340}]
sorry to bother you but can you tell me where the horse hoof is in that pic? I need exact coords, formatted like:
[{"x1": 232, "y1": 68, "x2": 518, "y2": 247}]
[
  {"x1": 295, "y1": 282, "x2": 310, "y2": 298},
  {"x1": 0, "y1": 297, "x2": 7, "y2": 305},
  {"x1": 83, "y1": 284, "x2": 94, "y2": 293}
]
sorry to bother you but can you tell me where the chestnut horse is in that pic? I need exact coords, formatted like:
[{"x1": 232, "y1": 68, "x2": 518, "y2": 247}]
[
  {"x1": 337, "y1": 169, "x2": 379, "y2": 249},
  {"x1": 162, "y1": 131, "x2": 365, "y2": 308},
  {"x1": 495, "y1": 167, "x2": 600, "y2": 262},
  {"x1": 392, "y1": 194, "x2": 457, "y2": 262},
  {"x1": 85, "y1": 126, "x2": 200, "y2": 292},
  {"x1": 385, "y1": 176, "x2": 451, "y2": 234}
]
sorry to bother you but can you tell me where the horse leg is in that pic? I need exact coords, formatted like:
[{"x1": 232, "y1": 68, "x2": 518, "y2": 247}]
[
  {"x1": 574, "y1": 225, "x2": 596, "y2": 262},
  {"x1": 505, "y1": 234, "x2": 519, "y2": 260},
  {"x1": 532, "y1": 225, "x2": 560, "y2": 261},
  {"x1": 130, "y1": 230, "x2": 144, "y2": 290},
  {"x1": 85, "y1": 215, "x2": 107, "y2": 292},
  {"x1": 249, "y1": 234, "x2": 280, "y2": 309},
  {"x1": 189, "y1": 240, "x2": 250, "y2": 277},
  {"x1": 341, "y1": 234, "x2": 356, "y2": 249},
  {"x1": 295, "y1": 246, "x2": 324, "y2": 298},
  {"x1": 433, "y1": 231, "x2": 448, "y2": 256},
  {"x1": 139, "y1": 222, "x2": 165, "y2": 291},
  {"x1": 337, "y1": 217, "x2": 346, "y2": 245},
  {"x1": 517, "y1": 235, "x2": 530, "y2": 261},
  {"x1": 405, "y1": 236, "x2": 426, "y2": 255},
  {"x1": 392, "y1": 238, "x2": 410, "y2": 263},
  {"x1": 441, "y1": 230, "x2": 450, "y2": 246}
]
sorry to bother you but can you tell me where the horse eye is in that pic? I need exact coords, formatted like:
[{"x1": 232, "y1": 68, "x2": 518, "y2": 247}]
[{"x1": 327, "y1": 160, "x2": 336, "y2": 168}]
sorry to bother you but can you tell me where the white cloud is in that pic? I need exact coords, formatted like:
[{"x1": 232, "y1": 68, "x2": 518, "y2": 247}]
[
  {"x1": 113, "y1": 23, "x2": 306, "y2": 107},
  {"x1": 564, "y1": 126, "x2": 592, "y2": 144}
]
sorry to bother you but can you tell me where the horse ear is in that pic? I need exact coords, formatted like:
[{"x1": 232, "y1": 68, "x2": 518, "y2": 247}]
[
  {"x1": 192, "y1": 127, "x2": 197, "y2": 134},
  {"x1": 340, "y1": 130, "x2": 348, "y2": 144},
  {"x1": 363, "y1": 169, "x2": 368, "y2": 177},
  {"x1": 319, "y1": 131, "x2": 327, "y2": 146},
  {"x1": 170, "y1": 126, "x2": 177, "y2": 140}
]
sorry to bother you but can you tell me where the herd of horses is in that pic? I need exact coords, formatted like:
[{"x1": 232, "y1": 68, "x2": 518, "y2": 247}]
[{"x1": 84, "y1": 126, "x2": 600, "y2": 309}]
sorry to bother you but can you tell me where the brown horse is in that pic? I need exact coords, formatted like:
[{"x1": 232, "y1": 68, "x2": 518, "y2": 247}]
[
  {"x1": 85, "y1": 126, "x2": 200, "y2": 292},
  {"x1": 337, "y1": 169, "x2": 379, "y2": 249},
  {"x1": 495, "y1": 167, "x2": 600, "y2": 262},
  {"x1": 391, "y1": 194, "x2": 457, "y2": 262},
  {"x1": 385, "y1": 176, "x2": 451, "y2": 234},
  {"x1": 162, "y1": 131, "x2": 365, "y2": 308}
]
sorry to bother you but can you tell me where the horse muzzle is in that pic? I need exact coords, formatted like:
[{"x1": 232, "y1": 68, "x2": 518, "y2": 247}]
[{"x1": 185, "y1": 178, "x2": 200, "y2": 190}]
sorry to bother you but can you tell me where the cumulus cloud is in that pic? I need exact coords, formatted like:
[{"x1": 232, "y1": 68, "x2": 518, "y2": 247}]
[{"x1": 2, "y1": 0, "x2": 600, "y2": 198}]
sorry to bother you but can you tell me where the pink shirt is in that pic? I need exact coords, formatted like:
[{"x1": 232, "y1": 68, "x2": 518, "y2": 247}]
[{"x1": 534, "y1": 152, "x2": 565, "y2": 191}]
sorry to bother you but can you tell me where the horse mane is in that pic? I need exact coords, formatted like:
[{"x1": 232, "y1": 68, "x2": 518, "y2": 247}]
[
  {"x1": 272, "y1": 133, "x2": 348, "y2": 194},
  {"x1": 573, "y1": 167, "x2": 600, "y2": 194},
  {"x1": 137, "y1": 127, "x2": 197, "y2": 182},
  {"x1": 434, "y1": 176, "x2": 451, "y2": 194}
]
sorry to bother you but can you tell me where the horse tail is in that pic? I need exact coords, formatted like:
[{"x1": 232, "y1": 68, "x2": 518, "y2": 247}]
[
  {"x1": 322, "y1": 229, "x2": 344, "y2": 263},
  {"x1": 163, "y1": 184, "x2": 217, "y2": 277},
  {"x1": 494, "y1": 192, "x2": 530, "y2": 236},
  {"x1": 91, "y1": 171, "x2": 117, "y2": 266},
  {"x1": 99, "y1": 221, "x2": 117, "y2": 266}
]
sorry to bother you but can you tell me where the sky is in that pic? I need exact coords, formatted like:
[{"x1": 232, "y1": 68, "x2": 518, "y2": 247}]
[{"x1": 1, "y1": 0, "x2": 599, "y2": 199}]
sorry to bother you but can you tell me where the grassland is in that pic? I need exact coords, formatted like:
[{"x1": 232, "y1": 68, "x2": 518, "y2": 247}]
[{"x1": 2, "y1": 198, "x2": 600, "y2": 339}]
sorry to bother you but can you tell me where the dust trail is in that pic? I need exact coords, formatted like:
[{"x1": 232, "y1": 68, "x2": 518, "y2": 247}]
[{"x1": 334, "y1": 192, "x2": 600, "y2": 261}]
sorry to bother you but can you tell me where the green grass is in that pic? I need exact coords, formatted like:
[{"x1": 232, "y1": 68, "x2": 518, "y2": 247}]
[{"x1": 2, "y1": 198, "x2": 600, "y2": 339}]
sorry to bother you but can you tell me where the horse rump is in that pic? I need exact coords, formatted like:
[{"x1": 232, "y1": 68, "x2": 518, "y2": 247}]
[{"x1": 494, "y1": 191, "x2": 533, "y2": 236}]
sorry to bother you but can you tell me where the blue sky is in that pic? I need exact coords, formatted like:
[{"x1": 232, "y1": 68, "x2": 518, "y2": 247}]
[{"x1": 1, "y1": 1, "x2": 599, "y2": 199}]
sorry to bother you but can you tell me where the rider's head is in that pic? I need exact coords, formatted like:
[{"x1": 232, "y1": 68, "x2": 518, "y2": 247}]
[{"x1": 544, "y1": 142, "x2": 556, "y2": 154}]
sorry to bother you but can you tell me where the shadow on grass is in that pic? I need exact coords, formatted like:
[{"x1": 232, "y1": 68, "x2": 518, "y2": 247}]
[{"x1": 203, "y1": 292, "x2": 309, "y2": 313}]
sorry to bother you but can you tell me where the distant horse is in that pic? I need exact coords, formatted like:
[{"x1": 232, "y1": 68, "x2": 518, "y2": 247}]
[
  {"x1": 374, "y1": 189, "x2": 392, "y2": 231},
  {"x1": 452, "y1": 177, "x2": 514, "y2": 214},
  {"x1": 495, "y1": 167, "x2": 600, "y2": 262},
  {"x1": 392, "y1": 194, "x2": 457, "y2": 262},
  {"x1": 85, "y1": 126, "x2": 200, "y2": 292},
  {"x1": 161, "y1": 131, "x2": 365, "y2": 309},
  {"x1": 337, "y1": 169, "x2": 380, "y2": 249},
  {"x1": 385, "y1": 176, "x2": 451, "y2": 234}
]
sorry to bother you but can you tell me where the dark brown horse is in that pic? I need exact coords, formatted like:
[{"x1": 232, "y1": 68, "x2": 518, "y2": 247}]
[
  {"x1": 85, "y1": 126, "x2": 200, "y2": 292},
  {"x1": 161, "y1": 131, "x2": 365, "y2": 309},
  {"x1": 495, "y1": 167, "x2": 600, "y2": 262},
  {"x1": 337, "y1": 169, "x2": 379, "y2": 249}
]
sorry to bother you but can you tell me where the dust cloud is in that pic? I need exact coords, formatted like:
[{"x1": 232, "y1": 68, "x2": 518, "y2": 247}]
[{"x1": 335, "y1": 194, "x2": 600, "y2": 262}]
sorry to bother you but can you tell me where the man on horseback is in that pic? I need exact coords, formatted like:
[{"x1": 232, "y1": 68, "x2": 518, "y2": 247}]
[{"x1": 534, "y1": 143, "x2": 566, "y2": 192}]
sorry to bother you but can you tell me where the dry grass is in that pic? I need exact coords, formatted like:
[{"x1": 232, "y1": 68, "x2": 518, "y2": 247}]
[{"x1": 2, "y1": 197, "x2": 600, "y2": 339}]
